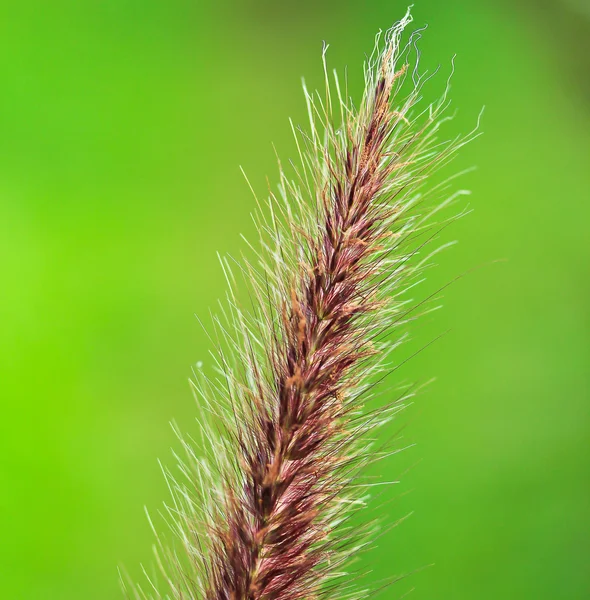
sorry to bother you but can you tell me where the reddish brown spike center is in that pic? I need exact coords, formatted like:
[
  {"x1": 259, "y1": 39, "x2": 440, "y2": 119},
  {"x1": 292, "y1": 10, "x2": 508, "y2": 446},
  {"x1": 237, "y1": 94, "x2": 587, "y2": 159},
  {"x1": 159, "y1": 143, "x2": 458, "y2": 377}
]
[{"x1": 208, "y1": 73, "x2": 399, "y2": 600}]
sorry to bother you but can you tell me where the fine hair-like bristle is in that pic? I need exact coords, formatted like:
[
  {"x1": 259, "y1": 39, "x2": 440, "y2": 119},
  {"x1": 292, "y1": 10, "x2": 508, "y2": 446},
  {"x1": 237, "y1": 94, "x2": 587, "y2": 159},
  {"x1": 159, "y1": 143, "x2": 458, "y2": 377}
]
[{"x1": 124, "y1": 8, "x2": 479, "y2": 600}]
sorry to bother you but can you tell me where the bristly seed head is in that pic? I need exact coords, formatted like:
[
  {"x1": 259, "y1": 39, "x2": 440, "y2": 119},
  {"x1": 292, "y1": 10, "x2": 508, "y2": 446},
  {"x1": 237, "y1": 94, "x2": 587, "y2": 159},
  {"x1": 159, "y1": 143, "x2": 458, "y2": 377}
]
[{"x1": 124, "y1": 7, "x2": 480, "y2": 600}]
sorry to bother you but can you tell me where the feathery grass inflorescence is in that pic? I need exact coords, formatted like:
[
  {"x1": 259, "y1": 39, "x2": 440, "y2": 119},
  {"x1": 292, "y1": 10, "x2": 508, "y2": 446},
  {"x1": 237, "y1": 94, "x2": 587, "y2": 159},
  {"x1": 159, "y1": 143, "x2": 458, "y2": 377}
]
[{"x1": 124, "y1": 8, "x2": 480, "y2": 600}]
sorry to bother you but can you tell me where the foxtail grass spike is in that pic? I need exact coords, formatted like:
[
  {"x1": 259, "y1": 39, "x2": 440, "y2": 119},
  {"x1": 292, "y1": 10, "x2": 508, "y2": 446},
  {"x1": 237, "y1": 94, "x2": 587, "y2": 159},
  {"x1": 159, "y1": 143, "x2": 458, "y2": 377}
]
[{"x1": 125, "y1": 8, "x2": 479, "y2": 600}]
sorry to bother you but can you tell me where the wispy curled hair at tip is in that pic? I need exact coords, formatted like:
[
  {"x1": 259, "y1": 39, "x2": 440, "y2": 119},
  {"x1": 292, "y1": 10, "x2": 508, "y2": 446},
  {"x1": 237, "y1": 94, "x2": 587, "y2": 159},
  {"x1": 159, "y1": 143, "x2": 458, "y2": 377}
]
[{"x1": 124, "y1": 7, "x2": 480, "y2": 600}]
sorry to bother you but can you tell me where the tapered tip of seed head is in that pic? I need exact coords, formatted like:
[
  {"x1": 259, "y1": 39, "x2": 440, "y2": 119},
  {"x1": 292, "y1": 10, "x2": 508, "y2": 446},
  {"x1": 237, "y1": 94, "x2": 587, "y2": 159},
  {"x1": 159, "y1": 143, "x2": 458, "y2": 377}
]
[{"x1": 380, "y1": 7, "x2": 414, "y2": 83}]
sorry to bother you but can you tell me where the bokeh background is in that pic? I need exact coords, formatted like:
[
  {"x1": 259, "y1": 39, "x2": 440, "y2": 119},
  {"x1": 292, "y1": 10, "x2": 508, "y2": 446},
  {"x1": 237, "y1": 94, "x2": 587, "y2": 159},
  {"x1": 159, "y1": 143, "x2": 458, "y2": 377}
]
[{"x1": 1, "y1": 1, "x2": 589, "y2": 598}]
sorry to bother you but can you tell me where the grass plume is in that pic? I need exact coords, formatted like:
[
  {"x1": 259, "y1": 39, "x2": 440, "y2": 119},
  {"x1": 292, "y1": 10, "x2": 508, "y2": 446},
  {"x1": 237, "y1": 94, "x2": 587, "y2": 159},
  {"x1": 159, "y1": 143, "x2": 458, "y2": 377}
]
[{"x1": 124, "y1": 8, "x2": 479, "y2": 600}]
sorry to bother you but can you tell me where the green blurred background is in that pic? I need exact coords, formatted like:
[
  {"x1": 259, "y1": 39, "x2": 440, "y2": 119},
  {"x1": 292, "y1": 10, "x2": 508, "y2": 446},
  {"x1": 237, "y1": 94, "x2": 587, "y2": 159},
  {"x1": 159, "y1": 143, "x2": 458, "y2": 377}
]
[{"x1": 1, "y1": 0, "x2": 589, "y2": 598}]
